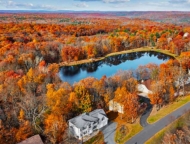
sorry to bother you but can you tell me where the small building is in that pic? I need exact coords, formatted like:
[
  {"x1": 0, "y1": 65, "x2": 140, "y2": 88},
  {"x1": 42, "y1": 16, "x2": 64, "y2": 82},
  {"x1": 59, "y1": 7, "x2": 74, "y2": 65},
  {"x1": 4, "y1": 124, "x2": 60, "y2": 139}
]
[
  {"x1": 137, "y1": 84, "x2": 152, "y2": 94},
  {"x1": 17, "y1": 135, "x2": 43, "y2": 144},
  {"x1": 68, "y1": 109, "x2": 108, "y2": 140},
  {"x1": 183, "y1": 32, "x2": 189, "y2": 38},
  {"x1": 167, "y1": 37, "x2": 173, "y2": 43},
  {"x1": 109, "y1": 100, "x2": 124, "y2": 114}
]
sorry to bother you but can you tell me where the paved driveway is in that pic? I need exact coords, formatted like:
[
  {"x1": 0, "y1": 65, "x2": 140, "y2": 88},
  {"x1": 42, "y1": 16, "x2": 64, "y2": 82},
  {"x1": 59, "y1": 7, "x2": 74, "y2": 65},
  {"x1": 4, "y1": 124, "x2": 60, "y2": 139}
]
[
  {"x1": 101, "y1": 121, "x2": 117, "y2": 144},
  {"x1": 139, "y1": 97, "x2": 152, "y2": 127},
  {"x1": 125, "y1": 102, "x2": 190, "y2": 144}
]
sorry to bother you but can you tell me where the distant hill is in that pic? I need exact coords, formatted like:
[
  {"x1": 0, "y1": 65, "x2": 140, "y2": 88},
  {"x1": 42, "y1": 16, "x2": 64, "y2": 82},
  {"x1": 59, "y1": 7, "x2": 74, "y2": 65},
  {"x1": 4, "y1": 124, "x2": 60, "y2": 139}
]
[{"x1": 0, "y1": 10, "x2": 190, "y2": 24}]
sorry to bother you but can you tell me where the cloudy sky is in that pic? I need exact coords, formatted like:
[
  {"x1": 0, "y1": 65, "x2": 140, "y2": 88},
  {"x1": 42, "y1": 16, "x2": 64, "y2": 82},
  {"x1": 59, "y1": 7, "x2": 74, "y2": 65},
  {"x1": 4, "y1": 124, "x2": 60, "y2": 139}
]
[{"x1": 0, "y1": 0, "x2": 190, "y2": 11}]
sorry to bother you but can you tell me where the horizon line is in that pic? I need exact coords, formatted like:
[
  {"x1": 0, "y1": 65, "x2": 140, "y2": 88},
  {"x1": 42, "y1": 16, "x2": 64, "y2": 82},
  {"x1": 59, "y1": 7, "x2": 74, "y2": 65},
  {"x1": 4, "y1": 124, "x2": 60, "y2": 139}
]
[{"x1": 0, "y1": 10, "x2": 190, "y2": 12}]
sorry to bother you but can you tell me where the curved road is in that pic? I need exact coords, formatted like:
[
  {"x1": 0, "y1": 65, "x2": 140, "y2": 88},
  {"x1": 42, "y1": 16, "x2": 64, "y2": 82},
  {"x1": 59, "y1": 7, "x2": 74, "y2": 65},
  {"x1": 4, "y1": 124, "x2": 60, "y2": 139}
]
[
  {"x1": 140, "y1": 97, "x2": 153, "y2": 127},
  {"x1": 125, "y1": 102, "x2": 190, "y2": 144}
]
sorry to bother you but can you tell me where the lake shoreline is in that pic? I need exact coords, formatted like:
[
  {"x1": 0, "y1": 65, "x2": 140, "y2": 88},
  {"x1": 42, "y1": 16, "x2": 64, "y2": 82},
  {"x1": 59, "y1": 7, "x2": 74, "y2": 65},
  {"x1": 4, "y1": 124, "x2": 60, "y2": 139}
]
[{"x1": 59, "y1": 47, "x2": 177, "y2": 67}]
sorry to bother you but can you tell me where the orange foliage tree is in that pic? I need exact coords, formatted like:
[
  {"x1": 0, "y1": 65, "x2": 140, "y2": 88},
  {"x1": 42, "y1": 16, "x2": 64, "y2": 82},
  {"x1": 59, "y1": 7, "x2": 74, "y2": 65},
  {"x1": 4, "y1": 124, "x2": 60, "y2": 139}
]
[
  {"x1": 114, "y1": 86, "x2": 139, "y2": 123},
  {"x1": 45, "y1": 84, "x2": 70, "y2": 143}
]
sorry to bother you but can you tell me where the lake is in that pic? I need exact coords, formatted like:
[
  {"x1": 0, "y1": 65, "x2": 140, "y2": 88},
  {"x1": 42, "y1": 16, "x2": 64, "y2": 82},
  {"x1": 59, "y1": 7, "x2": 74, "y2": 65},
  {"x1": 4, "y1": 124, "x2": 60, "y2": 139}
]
[{"x1": 59, "y1": 51, "x2": 172, "y2": 84}]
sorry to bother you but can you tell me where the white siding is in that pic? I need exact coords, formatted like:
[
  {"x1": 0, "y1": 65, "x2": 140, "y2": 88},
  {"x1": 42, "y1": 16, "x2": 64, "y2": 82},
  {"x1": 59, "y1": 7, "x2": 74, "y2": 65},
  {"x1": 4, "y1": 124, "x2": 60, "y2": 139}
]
[
  {"x1": 69, "y1": 122, "x2": 81, "y2": 139},
  {"x1": 68, "y1": 109, "x2": 108, "y2": 140},
  {"x1": 109, "y1": 100, "x2": 124, "y2": 114},
  {"x1": 97, "y1": 116, "x2": 108, "y2": 129}
]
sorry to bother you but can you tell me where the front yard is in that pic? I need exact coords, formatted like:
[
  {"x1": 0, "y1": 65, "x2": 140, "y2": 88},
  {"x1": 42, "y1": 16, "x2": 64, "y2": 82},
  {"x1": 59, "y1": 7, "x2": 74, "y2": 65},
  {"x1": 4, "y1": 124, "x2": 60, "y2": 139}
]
[
  {"x1": 115, "y1": 122, "x2": 143, "y2": 144},
  {"x1": 83, "y1": 94, "x2": 190, "y2": 144},
  {"x1": 84, "y1": 132, "x2": 105, "y2": 144},
  {"x1": 106, "y1": 111, "x2": 143, "y2": 144}
]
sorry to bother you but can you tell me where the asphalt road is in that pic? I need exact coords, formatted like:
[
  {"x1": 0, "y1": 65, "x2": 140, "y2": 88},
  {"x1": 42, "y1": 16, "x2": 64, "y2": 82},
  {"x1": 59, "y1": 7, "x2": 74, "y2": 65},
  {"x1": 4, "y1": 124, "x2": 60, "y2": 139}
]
[
  {"x1": 125, "y1": 102, "x2": 190, "y2": 144},
  {"x1": 140, "y1": 97, "x2": 153, "y2": 127},
  {"x1": 101, "y1": 121, "x2": 117, "y2": 144}
]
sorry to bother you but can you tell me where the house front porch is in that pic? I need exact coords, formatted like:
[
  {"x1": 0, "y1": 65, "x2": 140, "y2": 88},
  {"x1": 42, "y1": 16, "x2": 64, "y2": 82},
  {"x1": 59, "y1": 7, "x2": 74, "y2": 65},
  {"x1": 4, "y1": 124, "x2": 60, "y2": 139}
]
[{"x1": 81, "y1": 130, "x2": 99, "y2": 142}]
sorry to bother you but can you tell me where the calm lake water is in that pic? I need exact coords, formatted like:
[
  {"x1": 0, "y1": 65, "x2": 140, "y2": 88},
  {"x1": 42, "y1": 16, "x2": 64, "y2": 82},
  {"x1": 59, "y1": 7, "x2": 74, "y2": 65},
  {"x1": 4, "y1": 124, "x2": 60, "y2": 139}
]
[{"x1": 59, "y1": 51, "x2": 172, "y2": 84}]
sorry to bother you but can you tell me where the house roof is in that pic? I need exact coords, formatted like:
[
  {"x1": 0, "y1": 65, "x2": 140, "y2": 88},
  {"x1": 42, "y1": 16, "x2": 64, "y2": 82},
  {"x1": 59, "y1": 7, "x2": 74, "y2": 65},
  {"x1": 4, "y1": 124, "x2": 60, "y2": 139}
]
[
  {"x1": 109, "y1": 100, "x2": 124, "y2": 106},
  {"x1": 69, "y1": 109, "x2": 107, "y2": 130},
  {"x1": 184, "y1": 32, "x2": 189, "y2": 38},
  {"x1": 141, "y1": 79, "x2": 152, "y2": 91},
  {"x1": 82, "y1": 115, "x2": 98, "y2": 122},
  {"x1": 17, "y1": 135, "x2": 43, "y2": 144}
]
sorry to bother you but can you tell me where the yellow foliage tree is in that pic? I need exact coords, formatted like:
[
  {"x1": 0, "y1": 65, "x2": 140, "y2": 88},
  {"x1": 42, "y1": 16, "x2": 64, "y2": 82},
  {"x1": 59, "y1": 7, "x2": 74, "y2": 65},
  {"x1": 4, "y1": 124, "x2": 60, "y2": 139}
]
[
  {"x1": 45, "y1": 84, "x2": 70, "y2": 143},
  {"x1": 44, "y1": 114, "x2": 66, "y2": 144},
  {"x1": 16, "y1": 121, "x2": 33, "y2": 143},
  {"x1": 74, "y1": 85, "x2": 92, "y2": 113},
  {"x1": 114, "y1": 86, "x2": 139, "y2": 123},
  {"x1": 18, "y1": 109, "x2": 25, "y2": 121}
]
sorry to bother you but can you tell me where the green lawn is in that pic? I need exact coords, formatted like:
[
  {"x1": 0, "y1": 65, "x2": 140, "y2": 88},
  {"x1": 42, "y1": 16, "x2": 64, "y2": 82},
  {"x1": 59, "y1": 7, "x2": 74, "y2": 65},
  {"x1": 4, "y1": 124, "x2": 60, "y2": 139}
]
[
  {"x1": 147, "y1": 95, "x2": 190, "y2": 124},
  {"x1": 115, "y1": 123, "x2": 143, "y2": 144},
  {"x1": 84, "y1": 132, "x2": 104, "y2": 144},
  {"x1": 145, "y1": 125, "x2": 167, "y2": 144}
]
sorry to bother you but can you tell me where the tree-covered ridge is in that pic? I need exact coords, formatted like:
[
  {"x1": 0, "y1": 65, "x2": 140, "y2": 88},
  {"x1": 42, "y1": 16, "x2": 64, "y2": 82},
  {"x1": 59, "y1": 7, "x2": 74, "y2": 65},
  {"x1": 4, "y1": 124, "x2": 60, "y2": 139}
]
[{"x1": 1, "y1": 16, "x2": 190, "y2": 66}]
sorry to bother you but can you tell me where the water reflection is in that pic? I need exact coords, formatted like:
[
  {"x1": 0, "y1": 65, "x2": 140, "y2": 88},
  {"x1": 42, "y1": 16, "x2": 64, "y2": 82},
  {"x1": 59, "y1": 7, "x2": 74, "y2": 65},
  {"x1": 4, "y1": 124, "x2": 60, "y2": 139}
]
[{"x1": 59, "y1": 51, "x2": 173, "y2": 84}]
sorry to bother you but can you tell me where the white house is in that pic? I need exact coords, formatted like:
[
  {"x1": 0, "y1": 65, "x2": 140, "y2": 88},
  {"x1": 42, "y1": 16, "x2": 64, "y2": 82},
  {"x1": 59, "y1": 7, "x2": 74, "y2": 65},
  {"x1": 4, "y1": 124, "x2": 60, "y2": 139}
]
[
  {"x1": 137, "y1": 84, "x2": 152, "y2": 94},
  {"x1": 137, "y1": 84, "x2": 153, "y2": 98},
  {"x1": 109, "y1": 100, "x2": 124, "y2": 114},
  {"x1": 68, "y1": 109, "x2": 108, "y2": 140}
]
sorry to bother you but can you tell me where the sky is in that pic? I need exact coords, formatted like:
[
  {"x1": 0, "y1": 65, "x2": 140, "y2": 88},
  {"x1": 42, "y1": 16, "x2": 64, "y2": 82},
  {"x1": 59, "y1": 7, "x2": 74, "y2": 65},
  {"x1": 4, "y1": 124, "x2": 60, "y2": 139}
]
[{"x1": 0, "y1": 0, "x2": 190, "y2": 11}]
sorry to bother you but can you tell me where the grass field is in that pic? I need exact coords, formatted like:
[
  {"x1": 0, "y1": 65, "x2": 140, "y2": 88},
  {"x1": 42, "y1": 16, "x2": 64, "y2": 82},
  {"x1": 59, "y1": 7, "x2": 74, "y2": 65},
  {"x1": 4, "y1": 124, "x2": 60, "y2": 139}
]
[
  {"x1": 84, "y1": 132, "x2": 104, "y2": 144},
  {"x1": 115, "y1": 122, "x2": 143, "y2": 144}
]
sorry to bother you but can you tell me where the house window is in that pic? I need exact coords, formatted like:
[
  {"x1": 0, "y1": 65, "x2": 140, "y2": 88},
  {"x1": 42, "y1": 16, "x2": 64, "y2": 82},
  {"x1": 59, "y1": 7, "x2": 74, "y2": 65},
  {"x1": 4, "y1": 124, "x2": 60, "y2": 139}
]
[
  {"x1": 83, "y1": 131, "x2": 87, "y2": 135},
  {"x1": 83, "y1": 126, "x2": 87, "y2": 130},
  {"x1": 93, "y1": 125, "x2": 97, "y2": 130}
]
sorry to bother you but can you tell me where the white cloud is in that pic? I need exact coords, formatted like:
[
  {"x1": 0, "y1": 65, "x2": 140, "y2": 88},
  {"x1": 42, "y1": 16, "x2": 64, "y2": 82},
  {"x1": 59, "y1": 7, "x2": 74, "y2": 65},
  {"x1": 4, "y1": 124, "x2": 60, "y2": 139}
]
[
  {"x1": 74, "y1": 2, "x2": 89, "y2": 8},
  {"x1": 0, "y1": 0, "x2": 58, "y2": 10},
  {"x1": 148, "y1": 2, "x2": 169, "y2": 7},
  {"x1": 75, "y1": 0, "x2": 130, "y2": 3},
  {"x1": 111, "y1": 4, "x2": 123, "y2": 8},
  {"x1": 147, "y1": 0, "x2": 190, "y2": 8},
  {"x1": 103, "y1": 0, "x2": 130, "y2": 3},
  {"x1": 168, "y1": 0, "x2": 190, "y2": 4}
]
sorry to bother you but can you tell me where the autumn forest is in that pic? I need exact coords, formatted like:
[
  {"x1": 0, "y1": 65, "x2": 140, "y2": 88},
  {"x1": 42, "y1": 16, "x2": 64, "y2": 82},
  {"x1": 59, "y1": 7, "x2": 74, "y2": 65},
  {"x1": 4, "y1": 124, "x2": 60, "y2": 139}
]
[{"x1": 1, "y1": 12, "x2": 190, "y2": 144}]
